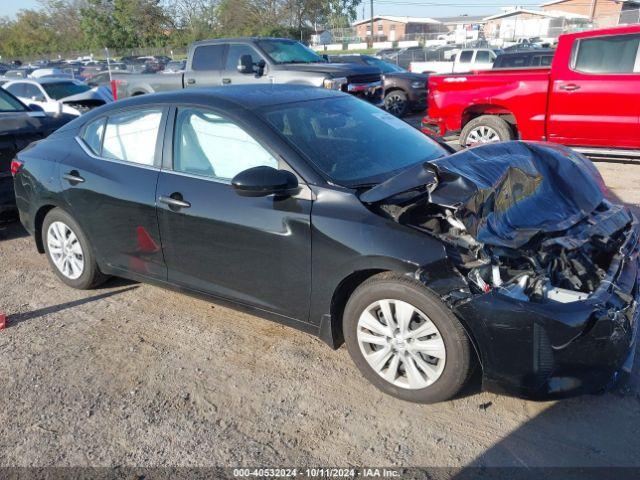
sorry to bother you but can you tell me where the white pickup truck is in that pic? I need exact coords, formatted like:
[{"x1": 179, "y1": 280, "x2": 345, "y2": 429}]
[{"x1": 408, "y1": 48, "x2": 497, "y2": 74}]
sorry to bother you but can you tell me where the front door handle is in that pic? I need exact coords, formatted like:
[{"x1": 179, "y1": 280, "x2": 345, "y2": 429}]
[
  {"x1": 559, "y1": 83, "x2": 581, "y2": 91},
  {"x1": 63, "y1": 170, "x2": 85, "y2": 185},
  {"x1": 159, "y1": 194, "x2": 191, "y2": 210},
  {"x1": 186, "y1": 78, "x2": 196, "y2": 85},
  {"x1": 222, "y1": 78, "x2": 231, "y2": 85}
]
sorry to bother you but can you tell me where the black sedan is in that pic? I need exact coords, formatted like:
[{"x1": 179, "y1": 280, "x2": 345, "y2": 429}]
[
  {"x1": 329, "y1": 54, "x2": 428, "y2": 117},
  {"x1": 0, "y1": 88, "x2": 75, "y2": 220},
  {"x1": 13, "y1": 86, "x2": 638, "y2": 403}
]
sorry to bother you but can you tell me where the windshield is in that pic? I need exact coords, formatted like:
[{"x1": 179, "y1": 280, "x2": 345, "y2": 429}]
[
  {"x1": 364, "y1": 56, "x2": 406, "y2": 73},
  {"x1": 261, "y1": 96, "x2": 447, "y2": 186},
  {"x1": 42, "y1": 81, "x2": 91, "y2": 100},
  {"x1": 0, "y1": 89, "x2": 27, "y2": 112},
  {"x1": 256, "y1": 39, "x2": 324, "y2": 64}
]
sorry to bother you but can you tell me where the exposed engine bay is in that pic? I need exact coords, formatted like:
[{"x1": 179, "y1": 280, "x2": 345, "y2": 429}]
[{"x1": 361, "y1": 142, "x2": 635, "y2": 304}]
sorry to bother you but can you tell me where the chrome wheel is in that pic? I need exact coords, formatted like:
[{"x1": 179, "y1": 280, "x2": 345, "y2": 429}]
[
  {"x1": 47, "y1": 221, "x2": 85, "y2": 280},
  {"x1": 465, "y1": 125, "x2": 500, "y2": 145},
  {"x1": 357, "y1": 299, "x2": 446, "y2": 389}
]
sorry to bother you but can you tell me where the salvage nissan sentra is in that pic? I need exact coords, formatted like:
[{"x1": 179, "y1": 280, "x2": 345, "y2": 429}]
[{"x1": 13, "y1": 85, "x2": 638, "y2": 403}]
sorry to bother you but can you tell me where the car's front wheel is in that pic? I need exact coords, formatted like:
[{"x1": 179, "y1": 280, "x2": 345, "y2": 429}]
[
  {"x1": 343, "y1": 273, "x2": 473, "y2": 403},
  {"x1": 42, "y1": 208, "x2": 108, "y2": 289}
]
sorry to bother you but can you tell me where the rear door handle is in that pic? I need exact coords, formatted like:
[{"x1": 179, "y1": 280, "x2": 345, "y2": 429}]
[
  {"x1": 159, "y1": 194, "x2": 191, "y2": 210},
  {"x1": 559, "y1": 83, "x2": 580, "y2": 91},
  {"x1": 186, "y1": 78, "x2": 196, "y2": 85},
  {"x1": 222, "y1": 78, "x2": 231, "y2": 85},
  {"x1": 63, "y1": 170, "x2": 84, "y2": 185}
]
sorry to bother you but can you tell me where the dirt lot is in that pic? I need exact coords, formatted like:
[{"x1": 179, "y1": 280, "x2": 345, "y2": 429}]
[{"x1": 1, "y1": 161, "x2": 639, "y2": 469}]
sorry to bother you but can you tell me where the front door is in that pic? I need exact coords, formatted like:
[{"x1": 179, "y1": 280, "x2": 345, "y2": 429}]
[
  {"x1": 221, "y1": 43, "x2": 272, "y2": 86},
  {"x1": 156, "y1": 106, "x2": 312, "y2": 320},
  {"x1": 547, "y1": 32, "x2": 640, "y2": 149},
  {"x1": 60, "y1": 106, "x2": 167, "y2": 278}
]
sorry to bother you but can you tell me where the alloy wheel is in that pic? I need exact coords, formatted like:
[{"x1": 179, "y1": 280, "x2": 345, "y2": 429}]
[
  {"x1": 465, "y1": 125, "x2": 500, "y2": 145},
  {"x1": 356, "y1": 299, "x2": 446, "y2": 389},
  {"x1": 47, "y1": 221, "x2": 85, "y2": 280},
  {"x1": 385, "y1": 93, "x2": 407, "y2": 116}
]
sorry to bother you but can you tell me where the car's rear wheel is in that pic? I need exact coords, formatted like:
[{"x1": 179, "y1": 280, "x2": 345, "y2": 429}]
[
  {"x1": 384, "y1": 90, "x2": 409, "y2": 117},
  {"x1": 343, "y1": 273, "x2": 472, "y2": 403},
  {"x1": 460, "y1": 115, "x2": 514, "y2": 147},
  {"x1": 42, "y1": 208, "x2": 108, "y2": 289}
]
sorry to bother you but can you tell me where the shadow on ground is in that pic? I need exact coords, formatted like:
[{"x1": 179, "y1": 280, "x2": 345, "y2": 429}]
[
  {"x1": 7, "y1": 285, "x2": 139, "y2": 327},
  {"x1": 0, "y1": 220, "x2": 28, "y2": 241}
]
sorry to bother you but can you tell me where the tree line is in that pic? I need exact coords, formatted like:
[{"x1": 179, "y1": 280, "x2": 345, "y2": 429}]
[{"x1": 0, "y1": 0, "x2": 361, "y2": 59}]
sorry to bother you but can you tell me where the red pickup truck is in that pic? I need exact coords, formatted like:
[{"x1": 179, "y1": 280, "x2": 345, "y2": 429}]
[{"x1": 423, "y1": 25, "x2": 640, "y2": 159}]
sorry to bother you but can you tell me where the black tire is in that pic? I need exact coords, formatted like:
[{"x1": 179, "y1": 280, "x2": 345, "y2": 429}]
[
  {"x1": 384, "y1": 90, "x2": 409, "y2": 117},
  {"x1": 42, "y1": 208, "x2": 108, "y2": 289},
  {"x1": 460, "y1": 115, "x2": 514, "y2": 147},
  {"x1": 343, "y1": 273, "x2": 473, "y2": 403}
]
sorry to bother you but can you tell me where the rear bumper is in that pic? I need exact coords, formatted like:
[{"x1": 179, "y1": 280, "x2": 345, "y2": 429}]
[
  {"x1": 421, "y1": 116, "x2": 450, "y2": 137},
  {"x1": 455, "y1": 217, "x2": 640, "y2": 400}
]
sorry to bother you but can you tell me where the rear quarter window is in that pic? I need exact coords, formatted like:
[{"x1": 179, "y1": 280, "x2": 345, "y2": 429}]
[{"x1": 81, "y1": 117, "x2": 107, "y2": 155}]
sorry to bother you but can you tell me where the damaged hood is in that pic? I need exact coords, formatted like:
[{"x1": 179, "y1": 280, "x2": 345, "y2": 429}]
[
  {"x1": 360, "y1": 141, "x2": 606, "y2": 249},
  {"x1": 60, "y1": 86, "x2": 113, "y2": 103}
]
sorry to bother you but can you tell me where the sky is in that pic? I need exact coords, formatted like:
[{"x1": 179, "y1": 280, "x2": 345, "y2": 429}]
[{"x1": 0, "y1": 0, "x2": 545, "y2": 21}]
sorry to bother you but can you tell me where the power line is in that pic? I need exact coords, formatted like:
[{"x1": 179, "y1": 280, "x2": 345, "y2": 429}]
[{"x1": 371, "y1": 0, "x2": 612, "y2": 5}]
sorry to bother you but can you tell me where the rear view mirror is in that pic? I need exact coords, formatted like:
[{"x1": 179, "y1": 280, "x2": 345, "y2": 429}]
[{"x1": 232, "y1": 166, "x2": 298, "y2": 197}]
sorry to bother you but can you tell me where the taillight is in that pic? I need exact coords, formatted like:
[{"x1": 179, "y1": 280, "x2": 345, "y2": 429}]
[{"x1": 10, "y1": 159, "x2": 23, "y2": 176}]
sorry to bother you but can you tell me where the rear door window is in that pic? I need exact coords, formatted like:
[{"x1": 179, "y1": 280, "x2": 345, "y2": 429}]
[
  {"x1": 574, "y1": 33, "x2": 640, "y2": 73},
  {"x1": 4, "y1": 83, "x2": 26, "y2": 98},
  {"x1": 102, "y1": 108, "x2": 163, "y2": 166},
  {"x1": 191, "y1": 44, "x2": 226, "y2": 71},
  {"x1": 459, "y1": 50, "x2": 473, "y2": 63}
]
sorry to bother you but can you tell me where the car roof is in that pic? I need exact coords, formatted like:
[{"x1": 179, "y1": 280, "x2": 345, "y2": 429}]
[
  {"x1": 191, "y1": 37, "x2": 299, "y2": 47},
  {"x1": 102, "y1": 85, "x2": 344, "y2": 112}
]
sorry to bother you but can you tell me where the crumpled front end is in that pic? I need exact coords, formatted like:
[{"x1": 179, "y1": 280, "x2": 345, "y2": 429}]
[{"x1": 361, "y1": 141, "x2": 639, "y2": 398}]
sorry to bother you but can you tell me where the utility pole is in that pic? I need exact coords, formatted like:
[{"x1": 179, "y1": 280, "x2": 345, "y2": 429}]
[{"x1": 370, "y1": 0, "x2": 374, "y2": 46}]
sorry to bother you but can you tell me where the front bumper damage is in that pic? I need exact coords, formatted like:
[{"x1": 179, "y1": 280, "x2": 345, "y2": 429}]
[
  {"x1": 454, "y1": 224, "x2": 639, "y2": 399},
  {"x1": 362, "y1": 141, "x2": 639, "y2": 399}
]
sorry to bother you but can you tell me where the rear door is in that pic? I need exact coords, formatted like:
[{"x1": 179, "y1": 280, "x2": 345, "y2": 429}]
[
  {"x1": 547, "y1": 32, "x2": 640, "y2": 148},
  {"x1": 184, "y1": 44, "x2": 225, "y2": 88},
  {"x1": 60, "y1": 106, "x2": 168, "y2": 278}
]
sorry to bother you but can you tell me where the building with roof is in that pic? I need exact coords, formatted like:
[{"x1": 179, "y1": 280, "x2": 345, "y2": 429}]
[
  {"x1": 540, "y1": 0, "x2": 640, "y2": 27},
  {"x1": 352, "y1": 15, "x2": 442, "y2": 42},
  {"x1": 483, "y1": 7, "x2": 590, "y2": 41}
]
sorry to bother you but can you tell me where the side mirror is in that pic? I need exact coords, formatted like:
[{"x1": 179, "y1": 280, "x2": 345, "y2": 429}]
[
  {"x1": 237, "y1": 54, "x2": 255, "y2": 74},
  {"x1": 231, "y1": 166, "x2": 298, "y2": 198},
  {"x1": 28, "y1": 103, "x2": 44, "y2": 112}
]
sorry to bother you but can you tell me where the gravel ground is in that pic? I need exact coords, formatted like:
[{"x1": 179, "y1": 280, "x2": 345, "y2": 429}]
[{"x1": 0, "y1": 161, "x2": 639, "y2": 469}]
